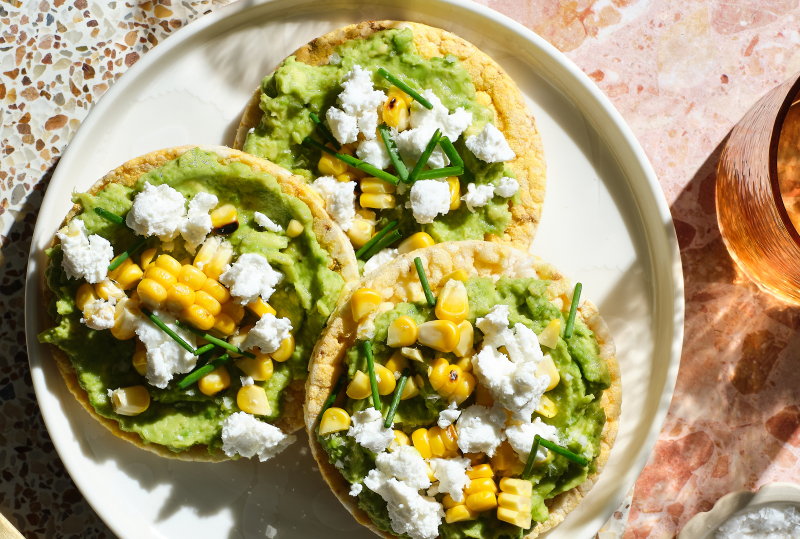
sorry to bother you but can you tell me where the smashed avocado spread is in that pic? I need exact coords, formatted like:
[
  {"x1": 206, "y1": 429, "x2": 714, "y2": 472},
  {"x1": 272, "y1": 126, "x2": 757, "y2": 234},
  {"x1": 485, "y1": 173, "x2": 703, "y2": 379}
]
[
  {"x1": 243, "y1": 27, "x2": 519, "y2": 244},
  {"x1": 317, "y1": 277, "x2": 611, "y2": 539},
  {"x1": 39, "y1": 148, "x2": 344, "y2": 454}
]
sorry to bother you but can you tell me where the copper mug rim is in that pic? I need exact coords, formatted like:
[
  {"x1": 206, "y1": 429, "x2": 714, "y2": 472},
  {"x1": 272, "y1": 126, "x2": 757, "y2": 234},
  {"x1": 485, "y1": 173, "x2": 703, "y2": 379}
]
[{"x1": 768, "y1": 72, "x2": 800, "y2": 249}]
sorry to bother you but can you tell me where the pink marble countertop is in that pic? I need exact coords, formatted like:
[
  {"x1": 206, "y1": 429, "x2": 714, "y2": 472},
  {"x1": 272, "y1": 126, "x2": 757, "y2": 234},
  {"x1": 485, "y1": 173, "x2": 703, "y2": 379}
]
[{"x1": 3, "y1": 0, "x2": 800, "y2": 538}]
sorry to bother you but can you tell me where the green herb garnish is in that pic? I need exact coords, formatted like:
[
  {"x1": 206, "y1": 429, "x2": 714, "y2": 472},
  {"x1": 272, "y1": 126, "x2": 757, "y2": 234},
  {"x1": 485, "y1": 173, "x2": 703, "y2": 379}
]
[
  {"x1": 407, "y1": 129, "x2": 441, "y2": 184},
  {"x1": 303, "y1": 137, "x2": 399, "y2": 185},
  {"x1": 94, "y1": 207, "x2": 128, "y2": 227},
  {"x1": 140, "y1": 307, "x2": 195, "y2": 354},
  {"x1": 384, "y1": 368, "x2": 410, "y2": 428},
  {"x1": 378, "y1": 124, "x2": 409, "y2": 182},
  {"x1": 177, "y1": 353, "x2": 231, "y2": 389},
  {"x1": 355, "y1": 220, "x2": 398, "y2": 259},
  {"x1": 363, "y1": 340, "x2": 381, "y2": 410},
  {"x1": 414, "y1": 256, "x2": 435, "y2": 307},
  {"x1": 362, "y1": 229, "x2": 403, "y2": 261},
  {"x1": 175, "y1": 320, "x2": 256, "y2": 359},
  {"x1": 320, "y1": 372, "x2": 348, "y2": 420},
  {"x1": 416, "y1": 166, "x2": 464, "y2": 181},
  {"x1": 108, "y1": 236, "x2": 147, "y2": 272},
  {"x1": 377, "y1": 68, "x2": 433, "y2": 110},
  {"x1": 309, "y1": 111, "x2": 341, "y2": 150},
  {"x1": 564, "y1": 282, "x2": 582, "y2": 339}
]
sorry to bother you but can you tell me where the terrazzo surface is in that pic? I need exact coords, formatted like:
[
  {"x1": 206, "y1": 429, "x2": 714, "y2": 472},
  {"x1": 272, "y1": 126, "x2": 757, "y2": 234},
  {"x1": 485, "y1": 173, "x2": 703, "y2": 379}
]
[{"x1": 2, "y1": 0, "x2": 800, "y2": 537}]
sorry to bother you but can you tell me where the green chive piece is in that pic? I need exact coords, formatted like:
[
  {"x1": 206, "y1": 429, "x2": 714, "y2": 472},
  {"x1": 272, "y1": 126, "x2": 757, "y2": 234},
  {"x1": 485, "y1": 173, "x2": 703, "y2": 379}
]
[
  {"x1": 415, "y1": 166, "x2": 464, "y2": 181},
  {"x1": 108, "y1": 236, "x2": 147, "y2": 272},
  {"x1": 140, "y1": 307, "x2": 195, "y2": 354},
  {"x1": 438, "y1": 137, "x2": 463, "y2": 168},
  {"x1": 539, "y1": 437, "x2": 589, "y2": 467},
  {"x1": 175, "y1": 320, "x2": 256, "y2": 359},
  {"x1": 194, "y1": 343, "x2": 215, "y2": 356},
  {"x1": 94, "y1": 207, "x2": 127, "y2": 227},
  {"x1": 384, "y1": 368, "x2": 410, "y2": 428},
  {"x1": 320, "y1": 372, "x2": 348, "y2": 420},
  {"x1": 414, "y1": 257, "x2": 435, "y2": 307},
  {"x1": 377, "y1": 68, "x2": 433, "y2": 110},
  {"x1": 564, "y1": 283, "x2": 582, "y2": 339},
  {"x1": 522, "y1": 435, "x2": 542, "y2": 480},
  {"x1": 407, "y1": 129, "x2": 441, "y2": 184},
  {"x1": 355, "y1": 220, "x2": 398, "y2": 259},
  {"x1": 303, "y1": 137, "x2": 400, "y2": 185},
  {"x1": 378, "y1": 124, "x2": 409, "y2": 182},
  {"x1": 363, "y1": 340, "x2": 381, "y2": 411},
  {"x1": 363, "y1": 229, "x2": 403, "y2": 261},
  {"x1": 177, "y1": 353, "x2": 231, "y2": 389},
  {"x1": 309, "y1": 112, "x2": 341, "y2": 150}
]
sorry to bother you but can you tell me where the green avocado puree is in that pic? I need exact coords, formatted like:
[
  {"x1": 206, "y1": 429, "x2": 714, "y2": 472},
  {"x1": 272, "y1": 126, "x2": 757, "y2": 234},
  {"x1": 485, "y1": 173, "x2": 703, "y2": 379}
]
[
  {"x1": 39, "y1": 148, "x2": 345, "y2": 454},
  {"x1": 243, "y1": 28, "x2": 519, "y2": 244},
  {"x1": 316, "y1": 277, "x2": 611, "y2": 539}
]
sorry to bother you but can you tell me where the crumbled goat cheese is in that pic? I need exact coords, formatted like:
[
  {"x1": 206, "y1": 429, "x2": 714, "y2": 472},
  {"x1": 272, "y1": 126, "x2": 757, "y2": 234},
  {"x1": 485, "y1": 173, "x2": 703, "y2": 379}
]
[
  {"x1": 328, "y1": 52, "x2": 342, "y2": 65},
  {"x1": 429, "y1": 457, "x2": 471, "y2": 502},
  {"x1": 564, "y1": 372, "x2": 573, "y2": 382},
  {"x1": 326, "y1": 107, "x2": 360, "y2": 145},
  {"x1": 716, "y1": 505, "x2": 800, "y2": 539},
  {"x1": 461, "y1": 183, "x2": 495, "y2": 212},
  {"x1": 465, "y1": 123, "x2": 516, "y2": 163},
  {"x1": 407, "y1": 180, "x2": 450, "y2": 224},
  {"x1": 506, "y1": 418, "x2": 562, "y2": 462},
  {"x1": 253, "y1": 211, "x2": 282, "y2": 233},
  {"x1": 220, "y1": 252, "x2": 283, "y2": 305},
  {"x1": 395, "y1": 124, "x2": 449, "y2": 169},
  {"x1": 357, "y1": 138, "x2": 391, "y2": 170},
  {"x1": 240, "y1": 376, "x2": 254, "y2": 387},
  {"x1": 126, "y1": 182, "x2": 187, "y2": 241},
  {"x1": 326, "y1": 65, "x2": 386, "y2": 143},
  {"x1": 410, "y1": 90, "x2": 473, "y2": 141},
  {"x1": 81, "y1": 298, "x2": 116, "y2": 330},
  {"x1": 180, "y1": 192, "x2": 218, "y2": 253},
  {"x1": 135, "y1": 311, "x2": 197, "y2": 388},
  {"x1": 495, "y1": 177, "x2": 519, "y2": 198},
  {"x1": 347, "y1": 407, "x2": 395, "y2": 453},
  {"x1": 349, "y1": 483, "x2": 363, "y2": 497},
  {"x1": 427, "y1": 483, "x2": 440, "y2": 497},
  {"x1": 455, "y1": 404, "x2": 506, "y2": 456},
  {"x1": 335, "y1": 460, "x2": 344, "y2": 469},
  {"x1": 363, "y1": 473, "x2": 444, "y2": 539},
  {"x1": 221, "y1": 412, "x2": 296, "y2": 461},
  {"x1": 438, "y1": 400, "x2": 462, "y2": 428},
  {"x1": 375, "y1": 445, "x2": 431, "y2": 490},
  {"x1": 244, "y1": 313, "x2": 293, "y2": 354},
  {"x1": 363, "y1": 248, "x2": 398, "y2": 275},
  {"x1": 312, "y1": 176, "x2": 357, "y2": 231},
  {"x1": 56, "y1": 220, "x2": 114, "y2": 284}
]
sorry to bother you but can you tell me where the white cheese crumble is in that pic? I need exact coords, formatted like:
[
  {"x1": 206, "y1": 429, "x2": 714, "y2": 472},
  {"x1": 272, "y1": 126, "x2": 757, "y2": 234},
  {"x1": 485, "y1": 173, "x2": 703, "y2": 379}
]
[
  {"x1": 363, "y1": 473, "x2": 444, "y2": 539},
  {"x1": 328, "y1": 52, "x2": 341, "y2": 65},
  {"x1": 363, "y1": 247, "x2": 398, "y2": 276},
  {"x1": 465, "y1": 123, "x2": 516, "y2": 163},
  {"x1": 455, "y1": 404, "x2": 506, "y2": 456},
  {"x1": 357, "y1": 138, "x2": 391, "y2": 170},
  {"x1": 311, "y1": 176, "x2": 357, "y2": 231},
  {"x1": 126, "y1": 182, "x2": 187, "y2": 241},
  {"x1": 180, "y1": 192, "x2": 218, "y2": 254},
  {"x1": 496, "y1": 176, "x2": 519, "y2": 198},
  {"x1": 349, "y1": 483, "x2": 363, "y2": 497},
  {"x1": 221, "y1": 412, "x2": 296, "y2": 461},
  {"x1": 253, "y1": 211, "x2": 283, "y2": 233},
  {"x1": 429, "y1": 457, "x2": 471, "y2": 502},
  {"x1": 244, "y1": 313, "x2": 293, "y2": 354},
  {"x1": 326, "y1": 107, "x2": 360, "y2": 145},
  {"x1": 716, "y1": 505, "x2": 800, "y2": 539},
  {"x1": 437, "y1": 400, "x2": 462, "y2": 428},
  {"x1": 220, "y1": 252, "x2": 283, "y2": 305},
  {"x1": 409, "y1": 89, "x2": 473, "y2": 142},
  {"x1": 407, "y1": 179, "x2": 450, "y2": 224},
  {"x1": 135, "y1": 311, "x2": 197, "y2": 389},
  {"x1": 347, "y1": 407, "x2": 395, "y2": 453},
  {"x1": 375, "y1": 445, "x2": 431, "y2": 490},
  {"x1": 56, "y1": 220, "x2": 114, "y2": 284},
  {"x1": 505, "y1": 418, "x2": 562, "y2": 463},
  {"x1": 395, "y1": 125, "x2": 449, "y2": 169},
  {"x1": 80, "y1": 298, "x2": 116, "y2": 330},
  {"x1": 461, "y1": 183, "x2": 495, "y2": 212},
  {"x1": 240, "y1": 376, "x2": 254, "y2": 387},
  {"x1": 326, "y1": 65, "x2": 386, "y2": 143}
]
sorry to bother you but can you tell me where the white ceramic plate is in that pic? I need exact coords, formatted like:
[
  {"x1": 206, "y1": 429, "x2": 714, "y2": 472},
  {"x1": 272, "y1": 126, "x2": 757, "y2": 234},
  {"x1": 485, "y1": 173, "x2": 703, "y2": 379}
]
[{"x1": 24, "y1": 1, "x2": 684, "y2": 538}]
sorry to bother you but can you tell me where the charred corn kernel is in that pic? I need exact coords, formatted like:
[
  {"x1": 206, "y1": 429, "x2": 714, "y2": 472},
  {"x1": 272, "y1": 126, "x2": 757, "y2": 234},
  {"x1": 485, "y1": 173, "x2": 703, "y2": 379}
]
[
  {"x1": 411, "y1": 429, "x2": 433, "y2": 459},
  {"x1": 201, "y1": 278, "x2": 230, "y2": 304},
  {"x1": 210, "y1": 204, "x2": 237, "y2": 230},
  {"x1": 140, "y1": 248, "x2": 157, "y2": 270},
  {"x1": 374, "y1": 364, "x2": 396, "y2": 395},
  {"x1": 467, "y1": 464, "x2": 494, "y2": 480},
  {"x1": 318, "y1": 152, "x2": 349, "y2": 176},
  {"x1": 227, "y1": 326, "x2": 252, "y2": 358},
  {"x1": 205, "y1": 243, "x2": 233, "y2": 280},
  {"x1": 497, "y1": 507, "x2": 531, "y2": 529},
  {"x1": 401, "y1": 347, "x2": 424, "y2": 362},
  {"x1": 385, "y1": 351, "x2": 410, "y2": 377},
  {"x1": 401, "y1": 375, "x2": 421, "y2": 400},
  {"x1": 393, "y1": 430, "x2": 410, "y2": 448},
  {"x1": 435, "y1": 279, "x2": 469, "y2": 324},
  {"x1": 112, "y1": 297, "x2": 140, "y2": 340},
  {"x1": 194, "y1": 290, "x2": 222, "y2": 316},
  {"x1": 271, "y1": 335, "x2": 295, "y2": 362},
  {"x1": 538, "y1": 318, "x2": 561, "y2": 349},
  {"x1": 466, "y1": 492, "x2": 498, "y2": 513},
  {"x1": 445, "y1": 505, "x2": 478, "y2": 524},
  {"x1": 336, "y1": 171, "x2": 359, "y2": 183},
  {"x1": 387, "y1": 316, "x2": 418, "y2": 348},
  {"x1": 427, "y1": 426, "x2": 447, "y2": 458},
  {"x1": 346, "y1": 371, "x2": 372, "y2": 400},
  {"x1": 351, "y1": 288, "x2": 381, "y2": 321},
  {"x1": 497, "y1": 493, "x2": 532, "y2": 513},
  {"x1": 237, "y1": 384, "x2": 270, "y2": 416},
  {"x1": 360, "y1": 193, "x2": 396, "y2": 209},
  {"x1": 180, "y1": 304, "x2": 215, "y2": 331},
  {"x1": 454, "y1": 321, "x2": 474, "y2": 358},
  {"x1": 465, "y1": 478, "x2": 498, "y2": 496},
  {"x1": 428, "y1": 358, "x2": 450, "y2": 391},
  {"x1": 198, "y1": 366, "x2": 230, "y2": 396},
  {"x1": 418, "y1": 320, "x2": 460, "y2": 353},
  {"x1": 536, "y1": 354, "x2": 560, "y2": 391},
  {"x1": 155, "y1": 254, "x2": 181, "y2": 276},
  {"x1": 236, "y1": 353, "x2": 273, "y2": 381},
  {"x1": 387, "y1": 86, "x2": 411, "y2": 108},
  {"x1": 178, "y1": 264, "x2": 207, "y2": 290},
  {"x1": 442, "y1": 494, "x2": 464, "y2": 510},
  {"x1": 212, "y1": 313, "x2": 237, "y2": 337},
  {"x1": 452, "y1": 370, "x2": 476, "y2": 404},
  {"x1": 247, "y1": 298, "x2": 276, "y2": 317},
  {"x1": 440, "y1": 364, "x2": 463, "y2": 396},
  {"x1": 166, "y1": 283, "x2": 195, "y2": 313},
  {"x1": 286, "y1": 219, "x2": 304, "y2": 238},
  {"x1": 361, "y1": 177, "x2": 396, "y2": 194},
  {"x1": 109, "y1": 386, "x2": 150, "y2": 416},
  {"x1": 442, "y1": 425, "x2": 460, "y2": 452},
  {"x1": 95, "y1": 279, "x2": 125, "y2": 302},
  {"x1": 132, "y1": 350, "x2": 148, "y2": 376},
  {"x1": 499, "y1": 477, "x2": 533, "y2": 497},
  {"x1": 347, "y1": 219, "x2": 375, "y2": 249},
  {"x1": 446, "y1": 177, "x2": 462, "y2": 210},
  {"x1": 382, "y1": 90, "x2": 410, "y2": 131},
  {"x1": 465, "y1": 453, "x2": 487, "y2": 466},
  {"x1": 220, "y1": 300, "x2": 245, "y2": 324},
  {"x1": 536, "y1": 394, "x2": 558, "y2": 418},
  {"x1": 146, "y1": 266, "x2": 177, "y2": 289},
  {"x1": 107, "y1": 257, "x2": 132, "y2": 281},
  {"x1": 137, "y1": 278, "x2": 167, "y2": 310},
  {"x1": 116, "y1": 263, "x2": 144, "y2": 290},
  {"x1": 397, "y1": 232, "x2": 435, "y2": 255},
  {"x1": 76, "y1": 283, "x2": 100, "y2": 311},
  {"x1": 475, "y1": 383, "x2": 494, "y2": 407},
  {"x1": 319, "y1": 407, "x2": 351, "y2": 436}
]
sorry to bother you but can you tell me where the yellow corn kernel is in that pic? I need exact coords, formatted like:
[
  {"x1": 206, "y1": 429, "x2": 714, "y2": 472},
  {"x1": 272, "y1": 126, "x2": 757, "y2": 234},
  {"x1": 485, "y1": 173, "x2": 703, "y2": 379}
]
[
  {"x1": 466, "y1": 491, "x2": 498, "y2": 513},
  {"x1": 198, "y1": 366, "x2": 231, "y2": 396},
  {"x1": 318, "y1": 152, "x2": 349, "y2": 176},
  {"x1": 360, "y1": 177, "x2": 396, "y2": 194},
  {"x1": 401, "y1": 347, "x2": 424, "y2": 362},
  {"x1": 132, "y1": 350, "x2": 148, "y2": 376},
  {"x1": 247, "y1": 298, "x2": 276, "y2": 318},
  {"x1": 385, "y1": 351, "x2": 410, "y2": 377},
  {"x1": 393, "y1": 430, "x2": 410, "y2": 448},
  {"x1": 94, "y1": 279, "x2": 125, "y2": 302},
  {"x1": 165, "y1": 283, "x2": 195, "y2": 313},
  {"x1": 497, "y1": 507, "x2": 531, "y2": 529},
  {"x1": 455, "y1": 355, "x2": 472, "y2": 373},
  {"x1": 374, "y1": 364, "x2": 397, "y2": 396},
  {"x1": 221, "y1": 300, "x2": 245, "y2": 324},
  {"x1": 427, "y1": 426, "x2": 447, "y2": 458},
  {"x1": 227, "y1": 326, "x2": 252, "y2": 358},
  {"x1": 135, "y1": 339, "x2": 146, "y2": 351},
  {"x1": 146, "y1": 266, "x2": 178, "y2": 289},
  {"x1": 454, "y1": 321, "x2": 474, "y2": 358},
  {"x1": 212, "y1": 313, "x2": 237, "y2": 337},
  {"x1": 286, "y1": 219, "x2": 304, "y2": 238},
  {"x1": 271, "y1": 335, "x2": 295, "y2": 362},
  {"x1": 351, "y1": 288, "x2": 381, "y2": 321},
  {"x1": 210, "y1": 204, "x2": 238, "y2": 230},
  {"x1": 401, "y1": 375, "x2": 421, "y2": 400},
  {"x1": 347, "y1": 219, "x2": 375, "y2": 249},
  {"x1": 107, "y1": 256, "x2": 132, "y2": 281},
  {"x1": 499, "y1": 477, "x2": 533, "y2": 497},
  {"x1": 387, "y1": 316, "x2": 418, "y2": 348},
  {"x1": 490, "y1": 441, "x2": 519, "y2": 476},
  {"x1": 465, "y1": 477, "x2": 498, "y2": 496},
  {"x1": 446, "y1": 176, "x2": 462, "y2": 210},
  {"x1": 442, "y1": 494, "x2": 464, "y2": 510},
  {"x1": 497, "y1": 493, "x2": 532, "y2": 514},
  {"x1": 139, "y1": 248, "x2": 157, "y2": 271},
  {"x1": 155, "y1": 254, "x2": 181, "y2": 276},
  {"x1": 76, "y1": 283, "x2": 100, "y2": 312},
  {"x1": 538, "y1": 318, "x2": 561, "y2": 349},
  {"x1": 137, "y1": 278, "x2": 167, "y2": 310},
  {"x1": 194, "y1": 290, "x2": 222, "y2": 317},
  {"x1": 417, "y1": 320, "x2": 460, "y2": 353},
  {"x1": 452, "y1": 370, "x2": 476, "y2": 404},
  {"x1": 465, "y1": 453, "x2": 487, "y2": 466},
  {"x1": 108, "y1": 386, "x2": 150, "y2": 416},
  {"x1": 360, "y1": 193, "x2": 396, "y2": 209},
  {"x1": 439, "y1": 364, "x2": 463, "y2": 396},
  {"x1": 177, "y1": 264, "x2": 207, "y2": 291},
  {"x1": 236, "y1": 353, "x2": 274, "y2": 381},
  {"x1": 346, "y1": 371, "x2": 372, "y2": 400},
  {"x1": 201, "y1": 278, "x2": 230, "y2": 304},
  {"x1": 428, "y1": 358, "x2": 450, "y2": 392},
  {"x1": 116, "y1": 263, "x2": 144, "y2": 290},
  {"x1": 357, "y1": 209, "x2": 376, "y2": 222},
  {"x1": 445, "y1": 505, "x2": 478, "y2": 524},
  {"x1": 205, "y1": 243, "x2": 233, "y2": 280},
  {"x1": 536, "y1": 354, "x2": 560, "y2": 392},
  {"x1": 425, "y1": 462, "x2": 437, "y2": 482},
  {"x1": 194, "y1": 239, "x2": 217, "y2": 268},
  {"x1": 319, "y1": 407, "x2": 351, "y2": 436},
  {"x1": 179, "y1": 257, "x2": 191, "y2": 266},
  {"x1": 397, "y1": 232, "x2": 435, "y2": 255},
  {"x1": 411, "y1": 428, "x2": 432, "y2": 459},
  {"x1": 442, "y1": 425, "x2": 460, "y2": 452},
  {"x1": 237, "y1": 384, "x2": 271, "y2": 416},
  {"x1": 382, "y1": 90, "x2": 410, "y2": 131},
  {"x1": 467, "y1": 464, "x2": 494, "y2": 480},
  {"x1": 536, "y1": 394, "x2": 558, "y2": 418},
  {"x1": 475, "y1": 383, "x2": 494, "y2": 407},
  {"x1": 111, "y1": 297, "x2": 140, "y2": 340},
  {"x1": 180, "y1": 304, "x2": 215, "y2": 331},
  {"x1": 435, "y1": 279, "x2": 469, "y2": 324},
  {"x1": 336, "y1": 171, "x2": 359, "y2": 183}
]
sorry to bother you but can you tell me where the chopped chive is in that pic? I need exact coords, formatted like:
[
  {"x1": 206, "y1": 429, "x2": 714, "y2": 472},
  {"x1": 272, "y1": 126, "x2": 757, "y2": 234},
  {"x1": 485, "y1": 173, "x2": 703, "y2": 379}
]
[
  {"x1": 177, "y1": 353, "x2": 231, "y2": 389},
  {"x1": 140, "y1": 307, "x2": 195, "y2": 354},
  {"x1": 414, "y1": 257, "x2": 435, "y2": 307},
  {"x1": 175, "y1": 320, "x2": 256, "y2": 359},
  {"x1": 94, "y1": 207, "x2": 127, "y2": 227},
  {"x1": 378, "y1": 124, "x2": 409, "y2": 182},
  {"x1": 542, "y1": 436, "x2": 588, "y2": 466},
  {"x1": 303, "y1": 137, "x2": 400, "y2": 185},
  {"x1": 407, "y1": 129, "x2": 441, "y2": 184},
  {"x1": 108, "y1": 236, "x2": 147, "y2": 272},
  {"x1": 522, "y1": 435, "x2": 541, "y2": 480},
  {"x1": 309, "y1": 111, "x2": 341, "y2": 150},
  {"x1": 355, "y1": 220, "x2": 398, "y2": 259},
  {"x1": 194, "y1": 343, "x2": 215, "y2": 356},
  {"x1": 362, "y1": 229, "x2": 403, "y2": 260},
  {"x1": 438, "y1": 137, "x2": 463, "y2": 168},
  {"x1": 320, "y1": 372, "x2": 348, "y2": 420},
  {"x1": 564, "y1": 283, "x2": 582, "y2": 339},
  {"x1": 384, "y1": 368, "x2": 410, "y2": 428},
  {"x1": 377, "y1": 68, "x2": 433, "y2": 110},
  {"x1": 363, "y1": 340, "x2": 381, "y2": 411},
  {"x1": 415, "y1": 166, "x2": 464, "y2": 181}
]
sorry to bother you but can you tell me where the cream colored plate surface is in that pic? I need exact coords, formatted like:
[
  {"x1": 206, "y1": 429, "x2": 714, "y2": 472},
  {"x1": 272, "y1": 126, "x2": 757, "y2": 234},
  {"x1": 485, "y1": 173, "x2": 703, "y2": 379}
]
[{"x1": 24, "y1": 1, "x2": 683, "y2": 538}]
